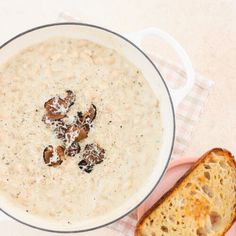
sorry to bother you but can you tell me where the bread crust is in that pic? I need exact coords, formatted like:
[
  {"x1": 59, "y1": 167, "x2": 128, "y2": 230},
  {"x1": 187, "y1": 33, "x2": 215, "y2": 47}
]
[{"x1": 135, "y1": 148, "x2": 236, "y2": 236}]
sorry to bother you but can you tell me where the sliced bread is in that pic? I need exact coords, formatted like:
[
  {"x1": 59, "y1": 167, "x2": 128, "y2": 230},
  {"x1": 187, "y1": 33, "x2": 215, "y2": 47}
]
[{"x1": 135, "y1": 148, "x2": 236, "y2": 236}]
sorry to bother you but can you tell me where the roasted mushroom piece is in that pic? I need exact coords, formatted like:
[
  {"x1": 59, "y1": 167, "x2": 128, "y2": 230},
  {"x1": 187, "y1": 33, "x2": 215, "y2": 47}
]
[
  {"x1": 64, "y1": 124, "x2": 88, "y2": 147},
  {"x1": 75, "y1": 104, "x2": 97, "y2": 130},
  {"x1": 78, "y1": 159, "x2": 93, "y2": 173},
  {"x1": 65, "y1": 142, "x2": 81, "y2": 157},
  {"x1": 43, "y1": 145, "x2": 65, "y2": 167},
  {"x1": 83, "y1": 104, "x2": 97, "y2": 123},
  {"x1": 78, "y1": 143, "x2": 105, "y2": 173},
  {"x1": 44, "y1": 96, "x2": 68, "y2": 120},
  {"x1": 44, "y1": 90, "x2": 76, "y2": 120},
  {"x1": 52, "y1": 120, "x2": 69, "y2": 140},
  {"x1": 83, "y1": 143, "x2": 105, "y2": 165},
  {"x1": 64, "y1": 90, "x2": 76, "y2": 108}
]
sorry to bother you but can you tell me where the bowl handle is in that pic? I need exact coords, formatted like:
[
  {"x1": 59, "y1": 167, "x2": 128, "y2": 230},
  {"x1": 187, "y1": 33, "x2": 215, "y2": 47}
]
[{"x1": 125, "y1": 28, "x2": 195, "y2": 109}]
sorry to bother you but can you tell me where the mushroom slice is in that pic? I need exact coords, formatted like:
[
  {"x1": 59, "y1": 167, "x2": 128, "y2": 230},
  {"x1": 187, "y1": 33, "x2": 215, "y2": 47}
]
[
  {"x1": 52, "y1": 120, "x2": 69, "y2": 140},
  {"x1": 83, "y1": 104, "x2": 97, "y2": 123},
  {"x1": 78, "y1": 159, "x2": 93, "y2": 173},
  {"x1": 83, "y1": 143, "x2": 105, "y2": 165},
  {"x1": 64, "y1": 90, "x2": 76, "y2": 108},
  {"x1": 76, "y1": 126, "x2": 89, "y2": 142},
  {"x1": 43, "y1": 145, "x2": 65, "y2": 167},
  {"x1": 65, "y1": 142, "x2": 81, "y2": 157},
  {"x1": 64, "y1": 124, "x2": 88, "y2": 146},
  {"x1": 44, "y1": 96, "x2": 68, "y2": 120},
  {"x1": 75, "y1": 104, "x2": 97, "y2": 130},
  {"x1": 78, "y1": 143, "x2": 105, "y2": 173},
  {"x1": 44, "y1": 91, "x2": 76, "y2": 120}
]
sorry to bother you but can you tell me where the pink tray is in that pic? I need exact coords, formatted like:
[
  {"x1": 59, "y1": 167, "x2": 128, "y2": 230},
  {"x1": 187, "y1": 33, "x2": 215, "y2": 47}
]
[{"x1": 137, "y1": 157, "x2": 236, "y2": 235}]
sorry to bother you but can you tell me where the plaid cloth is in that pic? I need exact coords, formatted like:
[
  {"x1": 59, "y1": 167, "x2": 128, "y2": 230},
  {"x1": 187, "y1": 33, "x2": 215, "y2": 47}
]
[
  {"x1": 152, "y1": 56, "x2": 214, "y2": 159},
  {"x1": 57, "y1": 13, "x2": 214, "y2": 235}
]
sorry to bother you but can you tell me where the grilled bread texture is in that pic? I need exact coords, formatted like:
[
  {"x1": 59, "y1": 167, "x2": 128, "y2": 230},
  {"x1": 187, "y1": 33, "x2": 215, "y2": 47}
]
[{"x1": 135, "y1": 148, "x2": 236, "y2": 236}]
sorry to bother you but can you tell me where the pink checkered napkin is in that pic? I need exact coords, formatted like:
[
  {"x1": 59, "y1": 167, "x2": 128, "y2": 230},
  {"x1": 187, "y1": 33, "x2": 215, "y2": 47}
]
[
  {"x1": 150, "y1": 55, "x2": 214, "y2": 159},
  {"x1": 108, "y1": 56, "x2": 213, "y2": 235},
  {"x1": 58, "y1": 13, "x2": 214, "y2": 235}
]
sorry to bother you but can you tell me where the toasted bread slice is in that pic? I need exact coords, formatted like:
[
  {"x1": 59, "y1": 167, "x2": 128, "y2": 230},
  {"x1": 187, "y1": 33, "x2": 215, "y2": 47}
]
[{"x1": 135, "y1": 148, "x2": 236, "y2": 236}]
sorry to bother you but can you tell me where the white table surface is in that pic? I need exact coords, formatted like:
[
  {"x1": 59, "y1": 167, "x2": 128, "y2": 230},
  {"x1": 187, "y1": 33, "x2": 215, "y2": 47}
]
[{"x1": 0, "y1": 0, "x2": 236, "y2": 235}]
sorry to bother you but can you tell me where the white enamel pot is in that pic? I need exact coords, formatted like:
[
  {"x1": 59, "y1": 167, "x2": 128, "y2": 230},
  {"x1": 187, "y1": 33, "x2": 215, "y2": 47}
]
[{"x1": 0, "y1": 23, "x2": 195, "y2": 233}]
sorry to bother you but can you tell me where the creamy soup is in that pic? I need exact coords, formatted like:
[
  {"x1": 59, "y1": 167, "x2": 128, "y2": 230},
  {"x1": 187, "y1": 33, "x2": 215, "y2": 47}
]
[{"x1": 0, "y1": 38, "x2": 162, "y2": 227}]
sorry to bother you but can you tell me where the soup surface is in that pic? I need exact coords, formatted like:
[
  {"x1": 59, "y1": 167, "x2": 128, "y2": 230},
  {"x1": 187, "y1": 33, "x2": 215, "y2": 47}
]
[{"x1": 0, "y1": 38, "x2": 162, "y2": 226}]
